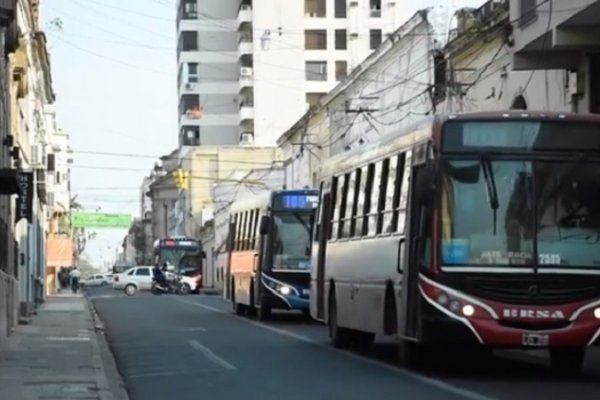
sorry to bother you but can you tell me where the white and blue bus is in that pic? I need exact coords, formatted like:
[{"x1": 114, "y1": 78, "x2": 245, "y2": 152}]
[{"x1": 226, "y1": 189, "x2": 319, "y2": 320}]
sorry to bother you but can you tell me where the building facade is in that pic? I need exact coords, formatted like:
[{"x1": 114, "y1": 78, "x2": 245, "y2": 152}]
[
  {"x1": 277, "y1": 9, "x2": 438, "y2": 187},
  {"x1": 176, "y1": 0, "x2": 406, "y2": 147},
  {"x1": 0, "y1": 0, "x2": 20, "y2": 345},
  {"x1": 509, "y1": 0, "x2": 600, "y2": 113},
  {"x1": 177, "y1": 145, "x2": 282, "y2": 237},
  {"x1": 277, "y1": 1, "x2": 581, "y2": 190},
  {"x1": 9, "y1": 0, "x2": 56, "y2": 317}
]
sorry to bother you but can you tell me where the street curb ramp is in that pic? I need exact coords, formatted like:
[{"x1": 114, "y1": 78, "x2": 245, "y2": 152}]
[{"x1": 85, "y1": 294, "x2": 131, "y2": 400}]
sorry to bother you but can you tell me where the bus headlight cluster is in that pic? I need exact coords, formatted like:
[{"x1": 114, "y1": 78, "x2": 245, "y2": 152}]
[
  {"x1": 279, "y1": 286, "x2": 291, "y2": 295},
  {"x1": 436, "y1": 291, "x2": 475, "y2": 318},
  {"x1": 594, "y1": 307, "x2": 600, "y2": 320}
]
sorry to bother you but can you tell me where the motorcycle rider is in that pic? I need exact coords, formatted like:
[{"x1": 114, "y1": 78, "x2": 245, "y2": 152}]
[{"x1": 152, "y1": 262, "x2": 168, "y2": 289}]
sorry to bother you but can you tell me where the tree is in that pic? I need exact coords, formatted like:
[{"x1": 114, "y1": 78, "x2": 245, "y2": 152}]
[{"x1": 70, "y1": 194, "x2": 83, "y2": 211}]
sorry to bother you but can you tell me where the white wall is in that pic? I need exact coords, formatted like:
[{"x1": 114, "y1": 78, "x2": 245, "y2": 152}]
[
  {"x1": 446, "y1": 39, "x2": 570, "y2": 113},
  {"x1": 252, "y1": 0, "x2": 307, "y2": 146},
  {"x1": 326, "y1": 17, "x2": 434, "y2": 155}
]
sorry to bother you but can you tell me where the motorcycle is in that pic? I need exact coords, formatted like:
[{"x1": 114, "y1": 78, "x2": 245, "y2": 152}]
[{"x1": 151, "y1": 273, "x2": 188, "y2": 295}]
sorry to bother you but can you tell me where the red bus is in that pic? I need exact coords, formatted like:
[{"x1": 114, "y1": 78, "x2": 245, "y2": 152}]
[{"x1": 311, "y1": 111, "x2": 600, "y2": 374}]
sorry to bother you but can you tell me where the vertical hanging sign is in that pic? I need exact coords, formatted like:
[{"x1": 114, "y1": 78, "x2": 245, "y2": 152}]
[{"x1": 15, "y1": 171, "x2": 33, "y2": 223}]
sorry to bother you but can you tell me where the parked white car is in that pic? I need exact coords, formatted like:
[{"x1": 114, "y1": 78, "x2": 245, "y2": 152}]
[
  {"x1": 112, "y1": 266, "x2": 154, "y2": 296},
  {"x1": 84, "y1": 273, "x2": 112, "y2": 287}
]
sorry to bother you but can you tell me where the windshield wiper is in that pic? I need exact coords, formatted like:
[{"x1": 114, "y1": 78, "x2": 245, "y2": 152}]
[
  {"x1": 480, "y1": 154, "x2": 500, "y2": 234},
  {"x1": 291, "y1": 212, "x2": 312, "y2": 233}
]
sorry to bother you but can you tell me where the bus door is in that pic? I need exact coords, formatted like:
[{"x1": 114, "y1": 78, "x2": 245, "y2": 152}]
[
  {"x1": 315, "y1": 191, "x2": 331, "y2": 319},
  {"x1": 400, "y1": 144, "x2": 434, "y2": 340}
]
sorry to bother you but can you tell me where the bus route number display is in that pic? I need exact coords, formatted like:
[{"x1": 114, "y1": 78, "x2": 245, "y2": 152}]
[{"x1": 274, "y1": 194, "x2": 319, "y2": 209}]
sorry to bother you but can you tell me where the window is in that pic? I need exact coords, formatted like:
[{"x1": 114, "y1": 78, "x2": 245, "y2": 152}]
[
  {"x1": 181, "y1": 126, "x2": 200, "y2": 146},
  {"x1": 305, "y1": 30, "x2": 327, "y2": 50},
  {"x1": 335, "y1": 0, "x2": 347, "y2": 18},
  {"x1": 180, "y1": 0, "x2": 198, "y2": 20},
  {"x1": 349, "y1": 168, "x2": 362, "y2": 237},
  {"x1": 305, "y1": 0, "x2": 326, "y2": 18},
  {"x1": 519, "y1": 0, "x2": 537, "y2": 27},
  {"x1": 362, "y1": 164, "x2": 375, "y2": 236},
  {"x1": 370, "y1": 29, "x2": 382, "y2": 50},
  {"x1": 370, "y1": 0, "x2": 382, "y2": 18},
  {"x1": 179, "y1": 94, "x2": 200, "y2": 117},
  {"x1": 338, "y1": 173, "x2": 350, "y2": 238},
  {"x1": 335, "y1": 61, "x2": 347, "y2": 81},
  {"x1": 187, "y1": 62, "x2": 199, "y2": 83},
  {"x1": 135, "y1": 268, "x2": 150, "y2": 276},
  {"x1": 180, "y1": 31, "x2": 198, "y2": 51},
  {"x1": 306, "y1": 93, "x2": 326, "y2": 107},
  {"x1": 306, "y1": 61, "x2": 328, "y2": 81},
  {"x1": 335, "y1": 29, "x2": 347, "y2": 50}
]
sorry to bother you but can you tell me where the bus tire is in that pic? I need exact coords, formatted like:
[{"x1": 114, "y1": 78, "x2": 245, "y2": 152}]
[
  {"x1": 328, "y1": 290, "x2": 351, "y2": 349},
  {"x1": 398, "y1": 340, "x2": 422, "y2": 369},
  {"x1": 550, "y1": 347, "x2": 585, "y2": 375},
  {"x1": 257, "y1": 299, "x2": 271, "y2": 321},
  {"x1": 234, "y1": 303, "x2": 246, "y2": 315}
]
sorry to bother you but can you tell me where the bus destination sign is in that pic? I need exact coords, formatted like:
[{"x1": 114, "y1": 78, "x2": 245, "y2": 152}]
[{"x1": 273, "y1": 193, "x2": 319, "y2": 210}]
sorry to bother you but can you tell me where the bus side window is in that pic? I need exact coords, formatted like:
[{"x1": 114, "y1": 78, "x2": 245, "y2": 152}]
[
  {"x1": 376, "y1": 159, "x2": 390, "y2": 234},
  {"x1": 329, "y1": 176, "x2": 339, "y2": 240},
  {"x1": 241, "y1": 211, "x2": 249, "y2": 251},
  {"x1": 349, "y1": 167, "x2": 362, "y2": 237},
  {"x1": 397, "y1": 151, "x2": 412, "y2": 233},
  {"x1": 362, "y1": 164, "x2": 375, "y2": 236},
  {"x1": 341, "y1": 171, "x2": 358, "y2": 238},
  {"x1": 368, "y1": 162, "x2": 381, "y2": 236},
  {"x1": 383, "y1": 156, "x2": 399, "y2": 233},
  {"x1": 390, "y1": 152, "x2": 406, "y2": 233},
  {"x1": 251, "y1": 209, "x2": 260, "y2": 250},
  {"x1": 339, "y1": 173, "x2": 351, "y2": 238},
  {"x1": 235, "y1": 213, "x2": 242, "y2": 251}
]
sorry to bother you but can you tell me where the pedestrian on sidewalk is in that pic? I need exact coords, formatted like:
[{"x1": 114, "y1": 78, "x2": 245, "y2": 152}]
[{"x1": 69, "y1": 266, "x2": 81, "y2": 293}]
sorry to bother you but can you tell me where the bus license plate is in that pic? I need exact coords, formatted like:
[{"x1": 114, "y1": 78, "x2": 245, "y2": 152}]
[{"x1": 522, "y1": 333, "x2": 549, "y2": 347}]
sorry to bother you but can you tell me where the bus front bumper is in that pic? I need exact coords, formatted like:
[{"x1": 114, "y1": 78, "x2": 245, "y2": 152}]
[{"x1": 419, "y1": 275, "x2": 600, "y2": 348}]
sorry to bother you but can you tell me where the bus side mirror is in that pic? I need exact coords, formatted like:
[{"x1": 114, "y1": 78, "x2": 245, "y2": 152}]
[
  {"x1": 416, "y1": 166, "x2": 436, "y2": 206},
  {"x1": 201, "y1": 251, "x2": 207, "y2": 259},
  {"x1": 259, "y1": 215, "x2": 270, "y2": 235}
]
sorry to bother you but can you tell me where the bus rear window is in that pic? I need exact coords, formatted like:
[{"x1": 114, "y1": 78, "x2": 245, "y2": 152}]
[{"x1": 442, "y1": 120, "x2": 600, "y2": 153}]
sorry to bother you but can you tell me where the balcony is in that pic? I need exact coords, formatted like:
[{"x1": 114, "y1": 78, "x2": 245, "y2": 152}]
[
  {"x1": 237, "y1": 4, "x2": 252, "y2": 27},
  {"x1": 239, "y1": 67, "x2": 253, "y2": 90},
  {"x1": 238, "y1": 36, "x2": 253, "y2": 56},
  {"x1": 239, "y1": 101, "x2": 254, "y2": 121},
  {"x1": 511, "y1": 0, "x2": 600, "y2": 70}
]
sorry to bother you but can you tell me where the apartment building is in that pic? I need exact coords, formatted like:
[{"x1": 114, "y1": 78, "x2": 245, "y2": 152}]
[{"x1": 176, "y1": 0, "x2": 406, "y2": 147}]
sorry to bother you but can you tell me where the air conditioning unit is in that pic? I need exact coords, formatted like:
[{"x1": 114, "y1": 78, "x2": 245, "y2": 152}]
[
  {"x1": 240, "y1": 132, "x2": 254, "y2": 145},
  {"x1": 240, "y1": 67, "x2": 252, "y2": 77},
  {"x1": 305, "y1": 12, "x2": 317, "y2": 17},
  {"x1": 349, "y1": 1, "x2": 359, "y2": 6},
  {"x1": 185, "y1": 83, "x2": 196, "y2": 90}
]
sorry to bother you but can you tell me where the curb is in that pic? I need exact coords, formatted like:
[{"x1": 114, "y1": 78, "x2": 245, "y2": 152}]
[{"x1": 85, "y1": 295, "x2": 130, "y2": 400}]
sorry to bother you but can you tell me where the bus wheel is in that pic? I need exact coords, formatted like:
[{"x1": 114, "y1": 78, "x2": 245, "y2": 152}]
[
  {"x1": 257, "y1": 301, "x2": 271, "y2": 321},
  {"x1": 328, "y1": 294, "x2": 351, "y2": 349},
  {"x1": 550, "y1": 347, "x2": 585, "y2": 375},
  {"x1": 234, "y1": 302, "x2": 246, "y2": 315},
  {"x1": 398, "y1": 340, "x2": 422, "y2": 369},
  {"x1": 351, "y1": 331, "x2": 375, "y2": 350}
]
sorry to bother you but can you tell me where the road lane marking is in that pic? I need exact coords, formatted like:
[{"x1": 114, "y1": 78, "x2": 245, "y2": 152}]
[
  {"x1": 173, "y1": 297, "x2": 496, "y2": 400},
  {"x1": 188, "y1": 339, "x2": 237, "y2": 371},
  {"x1": 176, "y1": 327, "x2": 207, "y2": 332}
]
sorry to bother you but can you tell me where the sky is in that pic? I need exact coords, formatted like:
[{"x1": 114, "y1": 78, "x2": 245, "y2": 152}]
[
  {"x1": 42, "y1": 0, "x2": 177, "y2": 270},
  {"x1": 40, "y1": 0, "x2": 485, "y2": 270}
]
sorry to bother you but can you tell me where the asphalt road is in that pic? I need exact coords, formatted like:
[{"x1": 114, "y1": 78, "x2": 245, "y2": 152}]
[{"x1": 88, "y1": 286, "x2": 600, "y2": 400}]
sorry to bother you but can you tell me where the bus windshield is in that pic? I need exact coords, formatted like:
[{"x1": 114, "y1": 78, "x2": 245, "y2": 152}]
[
  {"x1": 157, "y1": 247, "x2": 202, "y2": 274},
  {"x1": 440, "y1": 158, "x2": 600, "y2": 268},
  {"x1": 272, "y1": 212, "x2": 312, "y2": 271}
]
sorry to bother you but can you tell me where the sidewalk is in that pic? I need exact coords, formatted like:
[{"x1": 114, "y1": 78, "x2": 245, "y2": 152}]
[{"x1": 0, "y1": 294, "x2": 129, "y2": 400}]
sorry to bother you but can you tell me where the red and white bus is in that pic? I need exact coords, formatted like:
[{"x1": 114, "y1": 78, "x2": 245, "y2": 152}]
[{"x1": 311, "y1": 111, "x2": 600, "y2": 373}]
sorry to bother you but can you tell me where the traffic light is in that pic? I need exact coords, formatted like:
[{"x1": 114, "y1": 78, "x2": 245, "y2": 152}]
[{"x1": 173, "y1": 169, "x2": 190, "y2": 190}]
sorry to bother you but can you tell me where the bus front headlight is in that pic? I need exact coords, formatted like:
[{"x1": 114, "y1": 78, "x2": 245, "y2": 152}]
[{"x1": 279, "y1": 286, "x2": 291, "y2": 295}]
